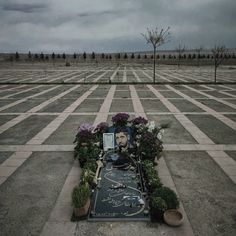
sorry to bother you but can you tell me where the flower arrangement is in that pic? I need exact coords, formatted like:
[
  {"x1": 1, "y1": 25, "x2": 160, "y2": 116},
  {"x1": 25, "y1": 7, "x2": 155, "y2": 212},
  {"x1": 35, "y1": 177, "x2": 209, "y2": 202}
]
[
  {"x1": 130, "y1": 116, "x2": 148, "y2": 126},
  {"x1": 94, "y1": 122, "x2": 109, "y2": 134},
  {"x1": 94, "y1": 122, "x2": 109, "y2": 143},
  {"x1": 138, "y1": 131, "x2": 163, "y2": 161},
  {"x1": 130, "y1": 118, "x2": 166, "y2": 161},
  {"x1": 112, "y1": 113, "x2": 130, "y2": 127},
  {"x1": 142, "y1": 159, "x2": 179, "y2": 222},
  {"x1": 71, "y1": 113, "x2": 176, "y2": 222},
  {"x1": 74, "y1": 123, "x2": 94, "y2": 144}
]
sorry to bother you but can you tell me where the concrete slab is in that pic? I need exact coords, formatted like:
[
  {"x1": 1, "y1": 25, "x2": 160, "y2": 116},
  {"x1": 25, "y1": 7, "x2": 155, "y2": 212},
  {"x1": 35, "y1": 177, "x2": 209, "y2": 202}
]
[
  {"x1": 43, "y1": 115, "x2": 95, "y2": 145},
  {"x1": 0, "y1": 151, "x2": 74, "y2": 236},
  {"x1": 38, "y1": 98, "x2": 79, "y2": 113},
  {"x1": 195, "y1": 99, "x2": 236, "y2": 112},
  {"x1": 0, "y1": 115, "x2": 56, "y2": 145},
  {"x1": 225, "y1": 114, "x2": 236, "y2": 122},
  {"x1": 147, "y1": 114, "x2": 198, "y2": 144},
  {"x1": 110, "y1": 99, "x2": 134, "y2": 112},
  {"x1": 141, "y1": 99, "x2": 169, "y2": 112},
  {"x1": 179, "y1": 89, "x2": 209, "y2": 98},
  {"x1": 207, "y1": 90, "x2": 234, "y2": 98},
  {"x1": 136, "y1": 90, "x2": 156, "y2": 98},
  {"x1": 41, "y1": 221, "x2": 76, "y2": 236},
  {"x1": 223, "y1": 99, "x2": 236, "y2": 105},
  {"x1": 225, "y1": 151, "x2": 236, "y2": 162},
  {"x1": 114, "y1": 90, "x2": 131, "y2": 98},
  {"x1": 186, "y1": 114, "x2": 236, "y2": 144},
  {"x1": 170, "y1": 99, "x2": 205, "y2": 112},
  {"x1": 2, "y1": 99, "x2": 47, "y2": 113},
  {"x1": 159, "y1": 90, "x2": 182, "y2": 98},
  {"x1": 0, "y1": 152, "x2": 13, "y2": 164},
  {"x1": 73, "y1": 99, "x2": 105, "y2": 112},
  {"x1": 87, "y1": 88, "x2": 110, "y2": 98},
  {"x1": 35, "y1": 86, "x2": 70, "y2": 99},
  {"x1": 0, "y1": 115, "x2": 17, "y2": 125},
  {"x1": 73, "y1": 221, "x2": 194, "y2": 236},
  {"x1": 62, "y1": 85, "x2": 93, "y2": 98},
  {"x1": 164, "y1": 151, "x2": 236, "y2": 236}
]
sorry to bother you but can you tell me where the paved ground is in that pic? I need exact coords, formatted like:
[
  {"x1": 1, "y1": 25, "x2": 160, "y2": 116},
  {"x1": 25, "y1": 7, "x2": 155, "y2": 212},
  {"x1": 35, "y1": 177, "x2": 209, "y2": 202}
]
[
  {"x1": 0, "y1": 63, "x2": 236, "y2": 83},
  {"x1": 0, "y1": 64, "x2": 236, "y2": 236}
]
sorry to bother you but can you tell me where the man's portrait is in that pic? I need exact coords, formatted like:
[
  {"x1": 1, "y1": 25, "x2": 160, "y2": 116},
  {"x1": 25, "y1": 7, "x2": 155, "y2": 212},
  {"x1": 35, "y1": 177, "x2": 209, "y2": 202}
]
[{"x1": 114, "y1": 126, "x2": 133, "y2": 152}]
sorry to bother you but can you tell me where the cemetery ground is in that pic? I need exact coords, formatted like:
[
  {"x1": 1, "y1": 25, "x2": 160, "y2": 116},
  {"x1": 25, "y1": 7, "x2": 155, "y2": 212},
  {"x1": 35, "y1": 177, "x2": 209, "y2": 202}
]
[{"x1": 0, "y1": 62, "x2": 236, "y2": 236}]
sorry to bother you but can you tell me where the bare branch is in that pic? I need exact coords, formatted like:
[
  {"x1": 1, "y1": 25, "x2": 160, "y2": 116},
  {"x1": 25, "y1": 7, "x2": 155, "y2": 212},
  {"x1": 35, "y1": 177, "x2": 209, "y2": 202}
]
[
  {"x1": 211, "y1": 44, "x2": 227, "y2": 82},
  {"x1": 141, "y1": 26, "x2": 171, "y2": 83},
  {"x1": 212, "y1": 45, "x2": 227, "y2": 67},
  {"x1": 141, "y1": 26, "x2": 171, "y2": 48}
]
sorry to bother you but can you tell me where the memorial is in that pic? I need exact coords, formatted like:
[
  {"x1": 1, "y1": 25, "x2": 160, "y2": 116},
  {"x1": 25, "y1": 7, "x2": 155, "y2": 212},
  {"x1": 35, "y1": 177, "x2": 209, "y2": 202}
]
[
  {"x1": 72, "y1": 113, "x2": 180, "y2": 223},
  {"x1": 89, "y1": 150, "x2": 149, "y2": 221}
]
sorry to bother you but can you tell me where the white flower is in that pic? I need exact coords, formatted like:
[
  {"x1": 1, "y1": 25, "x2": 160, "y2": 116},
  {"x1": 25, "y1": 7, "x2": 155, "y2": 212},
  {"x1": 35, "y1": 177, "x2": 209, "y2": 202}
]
[
  {"x1": 147, "y1": 121, "x2": 155, "y2": 132},
  {"x1": 157, "y1": 129, "x2": 164, "y2": 140}
]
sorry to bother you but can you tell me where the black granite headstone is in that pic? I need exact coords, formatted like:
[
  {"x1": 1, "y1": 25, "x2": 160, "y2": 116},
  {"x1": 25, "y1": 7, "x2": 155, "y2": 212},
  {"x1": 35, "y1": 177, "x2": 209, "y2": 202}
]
[{"x1": 88, "y1": 150, "x2": 150, "y2": 221}]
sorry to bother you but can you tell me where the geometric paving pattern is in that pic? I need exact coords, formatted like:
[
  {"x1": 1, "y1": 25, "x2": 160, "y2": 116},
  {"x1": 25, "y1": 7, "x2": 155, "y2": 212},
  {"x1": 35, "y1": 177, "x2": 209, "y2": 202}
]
[{"x1": 0, "y1": 65, "x2": 236, "y2": 236}]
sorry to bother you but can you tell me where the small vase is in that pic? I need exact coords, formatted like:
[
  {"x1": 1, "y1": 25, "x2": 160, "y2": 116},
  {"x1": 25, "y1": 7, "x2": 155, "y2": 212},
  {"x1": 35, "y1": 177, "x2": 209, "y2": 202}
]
[
  {"x1": 74, "y1": 198, "x2": 91, "y2": 217},
  {"x1": 164, "y1": 209, "x2": 184, "y2": 226}
]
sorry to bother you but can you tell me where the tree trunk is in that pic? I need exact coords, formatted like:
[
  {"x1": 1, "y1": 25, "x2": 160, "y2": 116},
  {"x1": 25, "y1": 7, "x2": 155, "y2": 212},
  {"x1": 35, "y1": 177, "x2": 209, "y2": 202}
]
[
  {"x1": 214, "y1": 65, "x2": 217, "y2": 83},
  {"x1": 153, "y1": 46, "x2": 156, "y2": 83}
]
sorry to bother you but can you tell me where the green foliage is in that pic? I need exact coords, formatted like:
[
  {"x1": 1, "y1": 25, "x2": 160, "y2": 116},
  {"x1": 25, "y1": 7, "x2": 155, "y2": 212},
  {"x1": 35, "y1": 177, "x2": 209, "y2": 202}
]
[
  {"x1": 72, "y1": 182, "x2": 90, "y2": 208},
  {"x1": 139, "y1": 139, "x2": 158, "y2": 159},
  {"x1": 150, "y1": 196, "x2": 167, "y2": 212},
  {"x1": 83, "y1": 159, "x2": 97, "y2": 173},
  {"x1": 142, "y1": 160, "x2": 154, "y2": 169},
  {"x1": 152, "y1": 187, "x2": 179, "y2": 209},
  {"x1": 75, "y1": 143, "x2": 100, "y2": 167},
  {"x1": 142, "y1": 160, "x2": 162, "y2": 192},
  {"x1": 80, "y1": 169, "x2": 95, "y2": 186}
]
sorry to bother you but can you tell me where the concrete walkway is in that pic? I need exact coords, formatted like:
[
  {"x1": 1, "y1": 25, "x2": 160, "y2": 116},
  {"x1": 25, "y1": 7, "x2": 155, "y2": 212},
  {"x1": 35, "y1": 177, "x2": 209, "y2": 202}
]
[{"x1": 0, "y1": 65, "x2": 236, "y2": 236}]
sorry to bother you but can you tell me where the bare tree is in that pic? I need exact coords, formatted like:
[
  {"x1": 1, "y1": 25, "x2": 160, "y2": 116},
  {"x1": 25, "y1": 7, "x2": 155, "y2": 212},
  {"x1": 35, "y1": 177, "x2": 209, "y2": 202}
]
[
  {"x1": 212, "y1": 45, "x2": 227, "y2": 83},
  {"x1": 176, "y1": 43, "x2": 185, "y2": 68},
  {"x1": 142, "y1": 27, "x2": 170, "y2": 83},
  {"x1": 195, "y1": 46, "x2": 204, "y2": 67}
]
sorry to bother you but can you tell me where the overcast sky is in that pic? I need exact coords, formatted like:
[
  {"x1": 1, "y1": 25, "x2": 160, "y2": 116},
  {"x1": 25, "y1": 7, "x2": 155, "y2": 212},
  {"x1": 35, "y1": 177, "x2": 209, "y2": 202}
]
[{"x1": 0, "y1": 0, "x2": 236, "y2": 53}]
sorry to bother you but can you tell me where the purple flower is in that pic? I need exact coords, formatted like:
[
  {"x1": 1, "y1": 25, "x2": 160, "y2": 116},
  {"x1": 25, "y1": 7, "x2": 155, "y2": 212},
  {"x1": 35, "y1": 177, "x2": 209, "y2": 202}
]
[
  {"x1": 112, "y1": 113, "x2": 130, "y2": 126},
  {"x1": 78, "y1": 123, "x2": 94, "y2": 133},
  {"x1": 76, "y1": 123, "x2": 94, "y2": 143},
  {"x1": 94, "y1": 122, "x2": 109, "y2": 134},
  {"x1": 131, "y1": 116, "x2": 148, "y2": 126}
]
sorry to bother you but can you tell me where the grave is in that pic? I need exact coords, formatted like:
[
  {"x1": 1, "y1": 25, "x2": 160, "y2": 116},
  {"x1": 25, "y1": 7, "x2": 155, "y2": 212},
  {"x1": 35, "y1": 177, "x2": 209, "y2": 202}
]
[{"x1": 88, "y1": 150, "x2": 149, "y2": 221}]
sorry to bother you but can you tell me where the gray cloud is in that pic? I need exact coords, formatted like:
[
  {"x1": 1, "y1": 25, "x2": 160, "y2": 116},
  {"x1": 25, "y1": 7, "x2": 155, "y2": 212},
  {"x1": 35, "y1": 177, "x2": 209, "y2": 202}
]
[
  {"x1": 2, "y1": 2, "x2": 48, "y2": 13},
  {"x1": 77, "y1": 10, "x2": 119, "y2": 18},
  {"x1": 0, "y1": 0, "x2": 235, "y2": 53}
]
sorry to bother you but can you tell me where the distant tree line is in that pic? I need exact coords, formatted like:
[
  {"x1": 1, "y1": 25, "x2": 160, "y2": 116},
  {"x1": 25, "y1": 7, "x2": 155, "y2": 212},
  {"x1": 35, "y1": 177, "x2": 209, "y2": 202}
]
[{"x1": 9, "y1": 50, "x2": 236, "y2": 62}]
